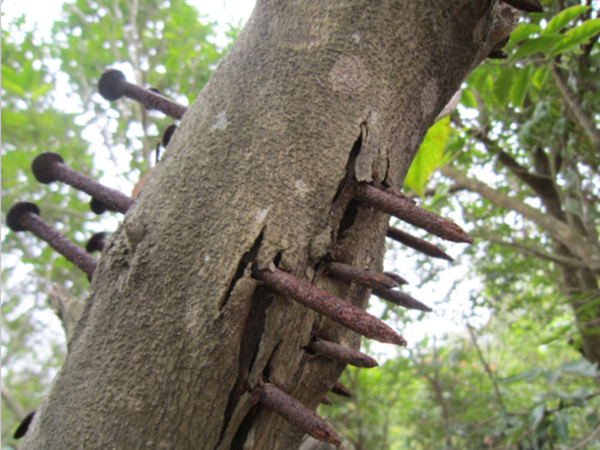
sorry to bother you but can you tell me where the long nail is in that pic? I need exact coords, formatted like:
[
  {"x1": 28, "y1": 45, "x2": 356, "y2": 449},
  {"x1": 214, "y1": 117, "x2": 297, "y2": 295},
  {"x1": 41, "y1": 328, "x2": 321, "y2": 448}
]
[
  {"x1": 371, "y1": 287, "x2": 432, "y2": 312},
  {"x1": 98, "y1": 69, "x2": 187, "y2": 120},
  {"x1": 13, "y1": 410, "x2": 36, "y2": 439},
  {"x1": 307, "y1": 339, "x2": 379, "y2": 368},
  {"x1": 383, "y1": 272, "x2": 409, "y2": 285},
  {"x1": 254, "y1": 266, "x2": 407, "y2": 346},
  {"x1": 7, "y1": 202, "x2": 97, "y2": 279},
  {"x1": 85, "y1": 232, "x2": 107, "y2": 254},
  {"x1": 387, "y1": 227, "x2": 453, "y2": 261},
  {"x1": 331, "y1": 381, "x2": 352, "y2": 398},
  {"x1": 320, "y1": 396, "x2": 333, "y2": 405},
  {"x1": 260, "y1": 383, "x2": 341, "y2": 446},
  {"x1": 32, "y1": 152, "x2": 133, "y2": 214},
  {"x1": 354, "y1": 184, "x2": 473, "y2": 244},
  {"x1": 324, "y1": 261, "x2": 399, "y2": 290},
  {"x1": 488, "y1": 50, "x2": 508, "y2": 59},
  {"x1": 501, "y1": 0, "x2": 543, "y2": 12}
]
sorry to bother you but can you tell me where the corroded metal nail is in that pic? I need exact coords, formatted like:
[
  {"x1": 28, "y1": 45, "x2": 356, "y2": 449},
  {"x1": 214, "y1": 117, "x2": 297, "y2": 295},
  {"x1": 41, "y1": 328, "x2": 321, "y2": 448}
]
[
  {"x1": 488, "y1": 50, "x2": 508, "y2": 59},
  {"x1": 162, "y1": 124, "x2": 177, "y2": 147},
  {"x1": 307, "y1": 339, "x2": 379, "y2": 368},
  {"x1": 320, "y1": 396, "x2": 333, "y2": 406},
  {"x1": 13, "y1": 409, "x2": 36, "y2": 439},
  {"x1": 383, "y1": 272, "x2": 409, "y2": 286},
  {"x1": 387, "y1": 226, "x2": 453, "y2": 261},
  {"x1": 331, "y1": 381, "x2": 352, "y2": 398},
  {"x1": 371, "y1": 287, "x2": 432, "y2": 312},
  {"x1": 501, "y1": 0, "x2": 543, "y2": 12},
  {"x1": 7, "y1": 202, "x2": 97, "y2": 279},
  {"x1": 254, "y1": 266, "x2": 407, "y2": 346},
  {"x1": 260, "y1": 383, "x2": 341, "y2": 446},
  {"x1": 324, "y1": 261, "x2": 399, "y2": 290},
  {"x1": 85, "y1": 232, "x2": 107, "y2": 254},
  {"x1": 98, "y1": 69, "x2": 188, "y2": 120},
  {"x1": 353, "y1": 183, "x2": 473, "y2": 244},
  {"x1": 32, "y1": 152, "x2": 133, "y2": 214}
]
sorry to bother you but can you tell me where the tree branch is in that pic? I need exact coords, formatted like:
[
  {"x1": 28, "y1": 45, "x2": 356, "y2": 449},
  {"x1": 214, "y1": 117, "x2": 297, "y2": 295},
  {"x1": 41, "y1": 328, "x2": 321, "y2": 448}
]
[
  {"x1": 474, "y1": 226, "x2": 588, "y2": 269},
  {"x1": 551, "y1": 64, "x2": 600, "y2": 151},
  {"x1": 439, "y1": 165, "x2": 600, "y2": 274}
]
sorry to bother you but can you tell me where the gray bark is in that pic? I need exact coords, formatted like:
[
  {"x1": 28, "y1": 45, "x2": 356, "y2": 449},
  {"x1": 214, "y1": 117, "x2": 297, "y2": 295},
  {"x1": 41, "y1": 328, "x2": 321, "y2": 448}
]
[{"x1": 23, "y1": 1, "x2": 517, "y2": 448}]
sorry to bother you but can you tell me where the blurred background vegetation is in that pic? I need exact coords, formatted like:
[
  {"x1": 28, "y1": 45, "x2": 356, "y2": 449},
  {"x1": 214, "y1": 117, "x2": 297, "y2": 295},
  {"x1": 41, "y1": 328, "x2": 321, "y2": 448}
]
[{"x1": 1, "y1": 1, "x2": 599, "y2": 449}]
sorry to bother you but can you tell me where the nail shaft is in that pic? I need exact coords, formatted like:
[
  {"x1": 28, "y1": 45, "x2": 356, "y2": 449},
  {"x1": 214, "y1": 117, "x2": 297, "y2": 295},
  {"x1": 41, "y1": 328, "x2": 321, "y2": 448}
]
[
  {"x1": 324, "y1": 261, "x2": 399, "y2": 290},
  {"x1": 32, "y1": 153, "x2": 133, "y2": 214},
  {"x1": 331, "y1": 381, "x2": 352, "y2": 398},
  {"x1": 98, "y1": 69, "x2": 187, "y2": 120},
  {"x1": 261, "y1": 383, "x2": 341, "y2": 446},
  {"x1": 383, "y1": 272, "x2": 409, "y2": 286},
  {"x1": 320, "y1": 396, "x2": 332, "y2": 406},
  {"x1": 7, "y1": 203, "x2": 97, "y2": 279},
  {"x1": 371, "y1": 287, "x2": 432, "y2": 312},
  {"x1": 354, "y1": 184, "x2": 473, "y2": 244},
  {"x1": 501, "y1": 0, "x2": 543, "y2": 12},
  {"x1": 387, "y1": 227, "x2": 453, "y2": 261},
  {"x1": 85, "y1": 232, "x2": 107, "y2": 254},
  {"x1": 254, "y1": 266, "x2": 407, "y2": 346},
  {"x1": 307, "y1": 339, "x2": 379, "y2": 368}
]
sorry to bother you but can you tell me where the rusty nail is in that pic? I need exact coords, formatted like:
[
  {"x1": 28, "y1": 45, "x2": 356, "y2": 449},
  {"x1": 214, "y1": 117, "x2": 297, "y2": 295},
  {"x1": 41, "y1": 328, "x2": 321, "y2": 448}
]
[
  {"x1": 353, "y1": 183, "x2": 473, "y2": 244},
  {"x1": 13, "y1": 409, "x2": 36, "y2": 439},
  {"x1": 254, "y1": 266, "x2": 407, "y2": 346},
  {"x1": 7, "y1": 202, "x2": 97, "y2": 279},
  {"x1": 383, "y1": 272, "x2": 409, "y2": 286},
  {"x1": 387, "y1": 226, "x2": 453, "y2": 261},
  {"x1": 32, "y1": 152, "x2": 133, "y2": 214},
  {"x1": 331, "y1": 381, "x2": 352, "y2": 398},
  {"x1": 98, "y1": 69, "x2": 187, "y2": 120},
  {"x1": 85, "y1": 232, "x2": 107, "y2": 254},
  {"x1": 371, "y1": 287, "x2": 432, "y2": 312},
  {"x1": 162, "y1": 124, "x2": 177, "y2": 147},
  {"x1": 307, "y1": 339, "x2": 379, "y2": 368},
  {"x1": 501, "y1": 0, "x2": 543, "y2": 12},
  {"x1": 324, "y1": 261, "x2": 399, "y2": 290},
  {"x1": 488, "y1": 50, "x2": 508, "y2": 59},
  {"x1": 260, "y1": 383, "x2": 341, "y2": 446},
  {"x1": 320, "y1": 396, "x2": 333, "y2": 406}
]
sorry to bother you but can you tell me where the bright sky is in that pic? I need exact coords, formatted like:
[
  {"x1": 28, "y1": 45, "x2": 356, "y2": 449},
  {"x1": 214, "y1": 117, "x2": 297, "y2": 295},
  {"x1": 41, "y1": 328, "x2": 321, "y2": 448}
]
[{"x1": 2, "y1": 0, "x2": 487, "y2": 362}]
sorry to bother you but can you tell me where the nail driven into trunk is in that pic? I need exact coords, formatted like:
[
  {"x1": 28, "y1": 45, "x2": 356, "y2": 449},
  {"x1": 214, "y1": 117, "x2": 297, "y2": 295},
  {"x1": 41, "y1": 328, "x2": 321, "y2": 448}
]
[
  {"x1": 371, "y1": 287, "x2": 432, "y2": 312},
  {"x1": 386, "y1": 226, "x2": 453, "y2": 261},
  {"x1": 85, "y1": 232, "x2": 107, "y2": 254},
  {"x1": 324, "y1": 261, "x2": 400, "y2": 290},
  {"x1": 353, "y1": 183, "x2": 473, "y2": 244},
  {"x1": 501, "y1": 0, "x2": 543, "y2": 13},
  {"x1": 32, "y1": 152, "x2": 133, "y2": 214},
  {"x1": 253, "y1": 266, "x2": 407, "y2": 346},
  {"x1": 330, "y1": 381, "x2": 352, "y2": 398},
  {"x1": 260, "y1": 384, "x2": 341, "y2": 446},
  {"x1": 307, "y1": 340, "x2": 379, "y2": 368},
  {"x1": 7, "y1": 202, "x2": 98, "y2": 279},
  {"x1": 98, "y1": 69, "x2": 188, "y2": 120}
]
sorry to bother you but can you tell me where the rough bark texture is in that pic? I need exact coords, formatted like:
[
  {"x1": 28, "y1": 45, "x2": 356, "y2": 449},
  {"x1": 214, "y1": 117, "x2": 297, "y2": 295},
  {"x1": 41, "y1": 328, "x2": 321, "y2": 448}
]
[{"x1": 23, "y1": 1, "x2": 516, "y2": 448}]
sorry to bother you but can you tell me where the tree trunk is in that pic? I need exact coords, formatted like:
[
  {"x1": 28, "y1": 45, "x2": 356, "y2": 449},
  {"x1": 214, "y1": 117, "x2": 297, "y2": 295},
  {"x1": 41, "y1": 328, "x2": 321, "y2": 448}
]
[{"x1": 23, "y1": 1, "x2": 516, "y2": 448}]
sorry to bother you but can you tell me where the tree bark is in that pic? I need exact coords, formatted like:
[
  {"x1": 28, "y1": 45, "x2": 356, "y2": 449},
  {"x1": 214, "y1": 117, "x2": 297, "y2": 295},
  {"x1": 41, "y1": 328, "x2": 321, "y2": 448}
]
[{"x1": 23, "y1": 1, "x2": 517, "y2": 448}]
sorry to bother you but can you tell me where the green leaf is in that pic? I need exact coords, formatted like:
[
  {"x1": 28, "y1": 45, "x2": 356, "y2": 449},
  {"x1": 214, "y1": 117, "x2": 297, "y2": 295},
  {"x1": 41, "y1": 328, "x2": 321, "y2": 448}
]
[
  {"x1": 532, "y1": 65, "x2": 549, "y2": 89},
  {"x1": 510, "y1": 23, "x2": 541, "y2": 43},
  {"x1": 493, "y1": 67, "x2": 515, "y2": 107},
  {"x1": 511, "y1": 65, "x2": 533, "y2": 109},
  {"x1": 552, "y1": 412, "x2": 569, "y2": 443},
  {"x1": 529, "y1": 403, "x2": 546, "y2": 428},
  {"x1": 498, "y1": 367, "x2": 543, "y2": 384},
  {"x1": 542, "y1": 6, "x2": 589, "y2": 35},
  {"x1": 404, "y1": 117, "x2": 451, "y2": 198},
  {"x1": 550, "y1": 19, "x2": 600, "y2": 57},
  {"x1": 460, "y1": 88, "x2": 477, "y2": 109},
  {"x1": 511, "y1": 35, "x2": 564, "y2": 60},
  {"x1": 558, "y1": 360, "x2": 599, "y2": 377}
]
